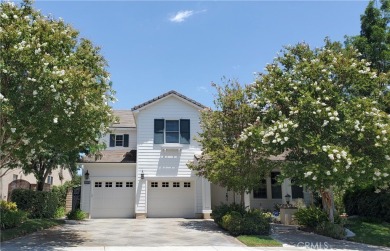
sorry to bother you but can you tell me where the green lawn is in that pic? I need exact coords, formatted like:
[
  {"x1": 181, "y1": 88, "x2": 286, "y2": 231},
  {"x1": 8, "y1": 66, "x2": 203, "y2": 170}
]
[
  {"x1": 237, "y1": 235, "x2": 282, "y2": 247},
  {"x1": 1, "y1": 219, "x2": 64, "y2": 242},
  {"x1": 346, "y1": 218, "x2": 390, "y2": 247}
]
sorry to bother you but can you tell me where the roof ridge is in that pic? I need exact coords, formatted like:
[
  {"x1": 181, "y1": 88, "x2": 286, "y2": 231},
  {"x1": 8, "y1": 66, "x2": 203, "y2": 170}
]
[{"x1": 131, "y1": 90, "x2": 206, "y2": 111}]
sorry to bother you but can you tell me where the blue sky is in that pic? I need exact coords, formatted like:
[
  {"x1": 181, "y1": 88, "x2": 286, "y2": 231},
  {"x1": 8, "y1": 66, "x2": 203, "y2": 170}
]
[{"x1": 34, "y1": 1, "x2": 369, "y2": 109}]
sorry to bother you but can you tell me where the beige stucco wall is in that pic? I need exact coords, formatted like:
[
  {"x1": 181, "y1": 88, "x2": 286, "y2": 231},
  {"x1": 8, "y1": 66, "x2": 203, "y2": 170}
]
[{"x1": 0, "y1": 166, "x2": 72, "y2": 201}]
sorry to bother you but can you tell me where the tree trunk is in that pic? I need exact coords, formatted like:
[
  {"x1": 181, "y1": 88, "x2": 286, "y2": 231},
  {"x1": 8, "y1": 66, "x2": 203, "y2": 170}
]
[
  {"x1": 34, "y1": 160, "x2": 51, "y2": 191},
  {"x1": 240, "y1": 191, "x2": 245, "y2": 207},
  {"x1": 320, "y1": 188, "x2": 335, "y2": 223},
  {"x1": 37, "y1": 178, "x2": 45, "y2": 191}
]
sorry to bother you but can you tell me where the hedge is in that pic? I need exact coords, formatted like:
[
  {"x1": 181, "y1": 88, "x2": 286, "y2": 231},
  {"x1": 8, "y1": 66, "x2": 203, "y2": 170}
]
[
  {"x1": 11, "y1": 189, "x2": 60, "y2": 219},
  {"x1": 344, "y1": 186, "x2": 390, "y2": 222}
]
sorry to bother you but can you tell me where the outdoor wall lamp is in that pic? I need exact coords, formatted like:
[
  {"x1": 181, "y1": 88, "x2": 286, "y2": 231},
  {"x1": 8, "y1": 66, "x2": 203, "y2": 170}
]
[
  {"x1": 285, "y1": 194, "x2": 291, "y2": 205},
  {"x1": 85, "y1": 170, "x2": 90, "y2": 180},
  {"x1": 141, "y1": 170, "x2": 144, "y2": 180}
]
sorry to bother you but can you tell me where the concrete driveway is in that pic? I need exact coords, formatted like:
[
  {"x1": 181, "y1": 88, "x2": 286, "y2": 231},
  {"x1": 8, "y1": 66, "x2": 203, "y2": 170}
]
[{"x1": 1, "y1": 219, "x2": 244, "y2": 250}]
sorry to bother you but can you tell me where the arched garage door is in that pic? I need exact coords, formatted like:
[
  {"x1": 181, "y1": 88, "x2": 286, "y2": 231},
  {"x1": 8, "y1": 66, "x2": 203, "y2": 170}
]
[
  {"x1": 147, "y1": 180, "x2": 195, "y2": 218},
  {"x1": 91, "y1": 180, "x2": 135, "y2": 218}
]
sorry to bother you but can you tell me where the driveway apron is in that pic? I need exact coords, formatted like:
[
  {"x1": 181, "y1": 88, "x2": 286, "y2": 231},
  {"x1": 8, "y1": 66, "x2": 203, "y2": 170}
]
[{"x1": 1, "y1": 219, "x2": 244, "y2": 250}]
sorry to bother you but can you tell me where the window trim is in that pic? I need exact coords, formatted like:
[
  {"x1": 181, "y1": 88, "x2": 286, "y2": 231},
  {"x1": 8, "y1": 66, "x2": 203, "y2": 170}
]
[
  {"x1": 109, "y1": 134, "x2": 129, "y2": 147},
  {"x1": 154, "y1": 119, "x2": 190, "y2": 144}
]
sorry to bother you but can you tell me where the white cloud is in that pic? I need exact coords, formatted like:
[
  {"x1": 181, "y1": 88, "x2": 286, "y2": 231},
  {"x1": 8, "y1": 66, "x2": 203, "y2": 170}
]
[
  {"x1": 170, "y1": 10, "x2": 194, "y2": 23},
  {"x1": 169, "y1": 9, "x2": 206, "y2": 23}
]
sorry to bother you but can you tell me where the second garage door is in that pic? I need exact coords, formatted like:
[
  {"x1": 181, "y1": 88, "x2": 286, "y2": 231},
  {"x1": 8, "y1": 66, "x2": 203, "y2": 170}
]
[
  {"x1": 91, "y1": 180, "x2": 135, "y2": 218},
  {"x1": 147, "y1": 181, "x2": 195, "y2": 218}
]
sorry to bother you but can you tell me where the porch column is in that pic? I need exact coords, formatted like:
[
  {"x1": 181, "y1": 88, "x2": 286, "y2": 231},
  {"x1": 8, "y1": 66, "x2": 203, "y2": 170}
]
[{"x1": 201, "y1": 177, "x2": 212, "y2": 219}]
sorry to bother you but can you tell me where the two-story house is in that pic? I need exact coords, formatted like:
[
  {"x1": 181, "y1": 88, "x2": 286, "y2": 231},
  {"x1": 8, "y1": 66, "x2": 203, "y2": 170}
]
[
  {"x1": 80, "y1": 91, "x2": 212, "y2": 218},
  {"x1": 80, "y1": 90, "x2": 310, "y2": 219}
]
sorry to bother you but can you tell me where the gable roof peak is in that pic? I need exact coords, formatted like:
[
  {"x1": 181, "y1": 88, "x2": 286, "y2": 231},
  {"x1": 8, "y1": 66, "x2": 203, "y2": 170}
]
[{"x1": 131, "y1": 90, "x2": 206, "y2": 111}]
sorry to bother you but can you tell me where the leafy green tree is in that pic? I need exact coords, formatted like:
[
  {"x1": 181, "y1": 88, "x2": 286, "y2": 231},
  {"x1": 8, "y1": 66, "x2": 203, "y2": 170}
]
[
  {"x1": 188, "y1": 80, "x2": 275, "y2": 205},
  {"x1": 243, "y1": 40, "x2": 390, "y2": 221},
  {"x1": 0, "y1": 0, "x2": 116, "y2": 190},
  {"x1": 346, "y1": 0, "x2": 390, "y2": 112},
  {"x1": 346, "y1": 0, "x2": 390, "y2": 73}
]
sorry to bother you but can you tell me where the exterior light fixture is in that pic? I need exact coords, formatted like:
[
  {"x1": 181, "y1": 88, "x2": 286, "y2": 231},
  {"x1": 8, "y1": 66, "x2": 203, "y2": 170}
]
[
  {"x1": 141, "y1": 170, "x2": 144, "y2": 180},
  {"x1": 285, "y1": 194, "x2": 291, "y2": 205},
  {"x1": 85, "y1": 170, "x2": 90, "y2": 180}
]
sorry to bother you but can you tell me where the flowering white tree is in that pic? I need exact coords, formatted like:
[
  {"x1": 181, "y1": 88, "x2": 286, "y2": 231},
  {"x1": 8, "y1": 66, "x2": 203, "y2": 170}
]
[
  {"x1": 187, "y1": 81, "x2": 275, "y2": 205},
  {"x1": 0, "y1": 0, "x2": 116, "y2": 190},
  {"x1": 243, "y1": 40, "x2": 390, "y2": 221}
]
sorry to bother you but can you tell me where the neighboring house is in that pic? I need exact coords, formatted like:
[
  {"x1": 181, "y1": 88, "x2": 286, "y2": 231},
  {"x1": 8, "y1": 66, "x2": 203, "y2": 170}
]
[
  {"x1": 0, "y1": 167, "x2": 72, "y2": 201},
  {"x1": 79, "y1": 90, "x2": 310, "y2": 219}
]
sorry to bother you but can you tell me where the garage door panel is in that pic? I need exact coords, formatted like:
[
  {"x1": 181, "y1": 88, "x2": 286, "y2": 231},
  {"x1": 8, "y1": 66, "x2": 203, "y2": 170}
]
[
  {"x1": 147, "y1": 181, "x2": 195, "y2": 218},
  {"x1": 91, "y1": 181, "x2": 135, "y2": 218}
]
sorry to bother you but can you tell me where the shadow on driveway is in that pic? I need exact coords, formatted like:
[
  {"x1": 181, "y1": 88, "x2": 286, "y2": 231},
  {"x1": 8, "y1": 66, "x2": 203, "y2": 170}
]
[
  {"x1": 1, "y1": 224, "x2": 89, "y2": 251},
  {"x1": 179, "y1": 220, "x2": 225, "y2": 233}
]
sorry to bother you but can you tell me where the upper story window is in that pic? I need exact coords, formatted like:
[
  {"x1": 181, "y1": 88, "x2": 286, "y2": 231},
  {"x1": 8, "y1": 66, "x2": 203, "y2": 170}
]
[
  {"x1": 154, "y1": 119, "x2": 190, "y2": 144},
  {"x1": 109, "y1": 134, "x2": 129, "y2": 147}
]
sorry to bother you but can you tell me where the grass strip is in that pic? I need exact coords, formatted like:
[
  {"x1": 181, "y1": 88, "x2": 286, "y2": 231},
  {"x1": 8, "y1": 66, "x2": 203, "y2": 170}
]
[
  {"x1": 1, "y1": 219, "x2": 64, "y2": 242},
  {"x1": 237, "y1": 235, "x2": 283, "y2": 247},
  {"x1": 346, "y1": 218, "x2": 390, "y2": 247}
]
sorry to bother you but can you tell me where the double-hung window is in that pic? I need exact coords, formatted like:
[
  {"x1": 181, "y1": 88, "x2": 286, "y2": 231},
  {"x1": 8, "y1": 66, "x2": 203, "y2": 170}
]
[
  {"x1": 253, "y1": 179, "x2": 267, "y2": 199},
  {"x1": 154, "y1": 119, "x2": 190, "y2": 144},
  {"x1": 109, "y1": 134, "x2": 129, "y2": 147}
]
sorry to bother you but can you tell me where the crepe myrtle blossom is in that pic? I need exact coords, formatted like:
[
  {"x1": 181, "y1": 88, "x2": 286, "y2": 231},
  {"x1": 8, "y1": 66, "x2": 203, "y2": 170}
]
[{"x1": 304, "y1": 171, "x2": 313, "y2": 178}]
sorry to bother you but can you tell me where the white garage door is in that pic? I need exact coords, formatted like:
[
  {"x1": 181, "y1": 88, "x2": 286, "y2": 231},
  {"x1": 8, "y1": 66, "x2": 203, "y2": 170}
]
[
  {"x1": 147, "y1": 181, "x2": 195, "y2": 218},
  {"x1": 91, "y1": 180, "x2": 135, "y2": 218}
]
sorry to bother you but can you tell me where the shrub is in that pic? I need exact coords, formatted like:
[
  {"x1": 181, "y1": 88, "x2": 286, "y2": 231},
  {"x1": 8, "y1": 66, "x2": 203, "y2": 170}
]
[
  {"x1": 212, "y1": 203, "x2": 246, "y2": 225},
  {"x1": 214, "y1": 204, "x2": 271, "y2": 236},
  {"x1": 0, "y1": 200, "x2": 17, "y2": 211},
  {"x1": 11, "y1": 189, "x2": 59, "y2": 218},
  {"x1": 51, "y1": 185, "x2": 68, "y2": 207},
  {"x1": 54, "y1": 206, "x2": 66, "y2": 218},
  {"x1": 221, "y1": 211, "x2": 244, "y2": 236},
  {"x1": 294, "y1": 206, "x2": 329, "y2": 228},
  {"x1": 67, "y1": 209, "x2": 87, "y2": 220},
  {"x1": 242, "y1": 209, "x2": 272, "y2": 235},
  {"x1": 315, "y1": 221, "x2": 346, "y2": 239},
  {"x1": 0, "y1": 201, "x2": 28, "y2": 229},
  {"x1": 344, "y1": 186, "x2": 390, "y2": 222}
]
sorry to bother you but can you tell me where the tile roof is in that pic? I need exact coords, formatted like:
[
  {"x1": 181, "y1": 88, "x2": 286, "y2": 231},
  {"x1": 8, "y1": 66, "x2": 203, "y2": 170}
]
[
  {"x1": 131, "y1": 90, "x2": 206, "y2": 111},
  {"x1": 112, "y1": 110, "x2": 136, "y2": 128},
  {"x1": 80, "y1": 150, "x2": 136, "y2": 163}
]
